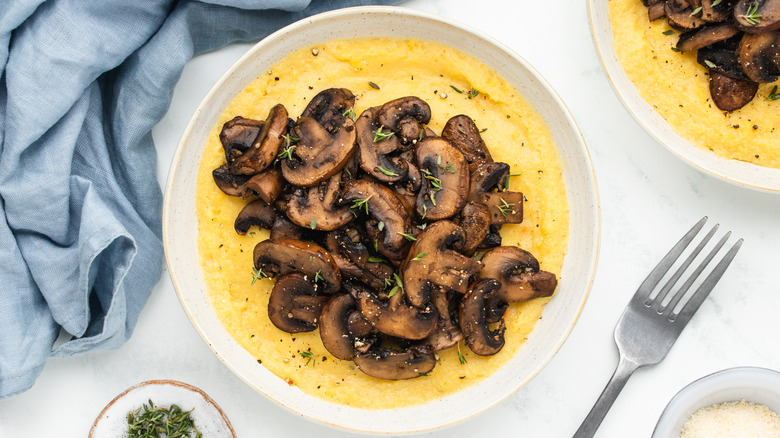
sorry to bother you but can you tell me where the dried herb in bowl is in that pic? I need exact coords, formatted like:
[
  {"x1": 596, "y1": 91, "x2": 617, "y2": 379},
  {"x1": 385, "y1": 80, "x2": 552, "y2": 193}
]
[{"x1": 126, "y1": 399, "x2": 201, "y2": 438}]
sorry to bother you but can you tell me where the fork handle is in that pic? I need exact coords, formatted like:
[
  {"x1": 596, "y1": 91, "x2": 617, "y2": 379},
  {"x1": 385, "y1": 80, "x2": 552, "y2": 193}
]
[{"x1": 573, "y1": 357, "x2": 641, "y2": 438}]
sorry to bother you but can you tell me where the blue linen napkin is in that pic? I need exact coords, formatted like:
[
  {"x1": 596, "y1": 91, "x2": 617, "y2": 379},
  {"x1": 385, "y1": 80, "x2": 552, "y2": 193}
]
[{"x1": 0, "y1": 0, "x2": 397, "y2": 399}]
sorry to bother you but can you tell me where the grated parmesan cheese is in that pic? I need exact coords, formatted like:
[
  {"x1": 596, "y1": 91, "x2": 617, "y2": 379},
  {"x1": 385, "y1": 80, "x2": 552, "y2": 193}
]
[{"x1": 680, "y1": 400, "x2": 780, "y2": 438}]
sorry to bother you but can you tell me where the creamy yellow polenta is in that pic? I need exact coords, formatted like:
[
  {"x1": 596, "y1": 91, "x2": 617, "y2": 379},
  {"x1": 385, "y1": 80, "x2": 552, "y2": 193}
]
[
  {"x1": 195, "y1": 38, "x2": 569, "y2": 409},
  {"x1": 609, "y1": 0, "x2": 780, "y2": 168}
]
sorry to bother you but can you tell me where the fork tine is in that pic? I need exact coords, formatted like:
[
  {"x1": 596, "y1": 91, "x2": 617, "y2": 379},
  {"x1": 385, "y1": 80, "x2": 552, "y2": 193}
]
[
  {"x1": 648, "y1": 223, "x2": 719, "y2": 310},
  {"x1": 671, "y1": 237, "x2": 743, "y2": 322},
  {"x1": 660, "y1": 230, "x2": 729, "y2": 315},
  {"x1": 631, "y1": 216, "x2": 708, "y2": 305}
]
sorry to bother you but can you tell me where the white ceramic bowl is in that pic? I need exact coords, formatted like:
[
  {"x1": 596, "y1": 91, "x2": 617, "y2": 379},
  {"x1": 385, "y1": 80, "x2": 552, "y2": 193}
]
[
  {"x1": 588, "y1": 0, "x2": 780, "y2": 193},
  {"x1": 163, "y1": 6, "x2": 599, "y2": 434},
  {"x1": 653, "y1": 367, "x2": 780, "y2": 437},
  {"x1": 90, "y1": 380, "x2": 235, "y2": 438}
]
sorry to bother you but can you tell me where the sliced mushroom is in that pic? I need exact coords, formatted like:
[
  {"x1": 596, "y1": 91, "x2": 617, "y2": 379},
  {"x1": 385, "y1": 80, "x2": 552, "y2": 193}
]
[
  {"x1": 402, "y1": 220, "x2": 483, "y2": 308},
  {"x1": 219, "y1": 116, "x2": 264, "y2": 166},
  {"x1": 212, "y1": 164, "x2": 251, "y2": 197},
  {"x1": 457, "y1": 202, "x2": 492, "y2": 256},
  {"x1": 286, "y1": 172, "x2": 353, "y2": 231},
  {"x1": 700, "y1": 0, "x2": 735, "y2": 22},
  {"x1": 698, "y1": 44, "x2": 750, "y2": 79},
  {"x1": 469, "y1": 162, "x2": 523, "y2": 225},
  {"x1": 243, "y1": 168, "x2": 284, "y2": 204},
  {"x1": 677, "y1": 23, "x2": 740, "y2": 52},
  {"x1": 325, "y1": 226, "x2": 393, "y2": 291},
  {"x1": 281, "y1": 113, "x2": 357, "y2": 187},
  {"x1": 355, "y1": 107, "x2": 408, "y2": 182},
  {"x1": 424, "y1": 287, "x2": 463, "y2": 352},
  {"x1": 354, "y1": 345, "x2": 436, "y2": 380},
  {"x1": 479, "y1": 246, "x2": 558, "y2": 303},
  {"x1": 648, "y1": 1, "x2": 667, "y2": 20},
  {"x1": 415, "y1": 137, "x2": 470, "y2": 221},
  {"x1": 376, "y1": 96, "x2": 432, "y2": 144},
  {"x1": 267, "y1": 273, "x2": 328, "y2": 333},
  {"x1": 269, "y1": 216, "x2": 305, "y2": 241},
  {"x1": 738, "y1": 29, "x2": 780, "y2": 82},
  {"x1": 460, "y1": 279, "x2": 505, "y2": 356},
  {"x1": 709, "y1": 70, "x2": 759, "y2": 110},
  {"x1": 234, "y1": 199, "x2": 277, "y2": 235},
  {"x1": 300, "y1": 88, "x2": 356, "y2": 131},
  {"x1": 350, "y1": 282, "x2": 438, "y2": 340},
  {"x1": 319, "y1": 294, "x2": 362, "y2": 360},
  {"x1": 230, "y1": 104, "x2": 288, "y2": 176},
  {"x1": 441, "y1": 115, "x2": 493, "y2": 172},
  {"x1": 340, "y1": 179, "x2": 412, "y2": 261},
  {"x1": 253, "y1": 238, "x2": 341, "y2": 294},
  {"x1": 734, "y1": 0, "x2": 780, "y2": 32},
  {"x1": 666, "y1": 0, "x2": 708, "y2": 30}
]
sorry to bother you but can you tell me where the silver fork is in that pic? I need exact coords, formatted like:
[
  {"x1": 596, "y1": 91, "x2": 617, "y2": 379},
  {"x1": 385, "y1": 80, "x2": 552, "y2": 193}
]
[{"x1": 573, "y1": 217, "x2": 743, "y2": 437}]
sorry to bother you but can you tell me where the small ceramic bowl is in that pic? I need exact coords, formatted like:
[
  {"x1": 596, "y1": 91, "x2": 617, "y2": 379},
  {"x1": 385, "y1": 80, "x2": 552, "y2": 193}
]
[
  {"x1": 163, "y1": 6, "x2": 599, "y2": 434},
  {"x1": 652, "y1": 367, "x2": 780, "y2": 437},
  {"x1": 89, "y1": 380, "x2": 235, "y2": 438}
]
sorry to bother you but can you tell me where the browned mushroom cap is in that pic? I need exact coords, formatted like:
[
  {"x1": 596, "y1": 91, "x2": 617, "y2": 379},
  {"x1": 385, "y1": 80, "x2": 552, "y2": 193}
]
[
  {"x1": 340, "y1": 179, "x2": 412, "y2": 261},
  {"x1": 230, "y1": 104, "x2": 288, "y2": 176},
  {"x1": 354, "y1": 345, "x2": 436, "y2": 380},
  {"x1": 286, "y1": 173, "x2": 353, "y2": 231},
  {"x1": 253, "y1": 239, "x2": 341, "y2": 294},
  {"x1": 709, "y1": 70, "x2": 759, "y2": 110},
  {"x1": 441, "y1": 115, "x2": 493, "y2": 172},
  {"x1": 234, "y1": 199, "x2": 277, "y2": 235},
  {"x1": 325, "y1": 226, "x2": 393, "y2": 291},
  {"x1": 457, "y1": 202, "x2": 492, "y2": 256},
  {"x1": 212, "y1": 164, "x2": 252, "y2": 197},
  {"x1": 243, "y1": 168, "x2": 284, "y2": 204},
  {"x1": 281, "y1": 113, "x2": 357, "y2": 187},
  {"x1": 353, "y1": 282, "x2": 438, "y2": 340},
  {"x1": 738, "y1": 29, "x2": 780, "y2": 82},
  {"x1": 376, "y1": 96, "x2": 432, "y2": 144},
  {"x1": 700, "y1": 0, "x2": 735, "y2": 22},
  {"x1": 648, "y1": 1, "x2": 667, "y2": 20},
  {"x1": 698, "y1": 43, "x2": 751, "y2": 79},
  {"x1": 677, "y1": 24, "x2": 740, "y2": 52},
  {"x1": 402, "y1": 221, "x2": 483, "y2": 308},
  {"x1": 319, "y1": 294, "x2": 361, "y2": 360},
  {"x1": 267, "y1": 273, "x2": 329, "y2": 333},
  {"x1": 734, "y1": 0, "x2": 780, "y2": 32},
  {"x1": 355, "y1": 107, "x2": 408, "y2": 183},
  {"x1": 269, "y1": 216, "x2": 305, "y2": 241},
  {"x1": 415, "y1": 137, "x2": 469, "y2": 221},
  {"x1": 300, "y1": 88, "x2": 356, "y2": 131},
  {"x1": 460, "y1": 279, "x2": 506, "y2": 356},
  {"x1": 469, "y1": 162, "x2": 523, "y2": 225},
  {"x1": 424, "y1": 287, "x2": 463, "y2": 352},
  {"x1": 479, "y1": 246, "x2": 558, "y2": 303},
  {"x1": 219, "y1": 116, "x2": 264, "y2": 166},
  {"x1": 666, "y1": 0, "x2": 708, "y2": 30}
]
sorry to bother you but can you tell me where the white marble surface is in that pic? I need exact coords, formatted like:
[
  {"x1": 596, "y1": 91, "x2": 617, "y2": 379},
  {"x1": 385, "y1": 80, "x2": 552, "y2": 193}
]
[{"x1": 2, "y1": 0, "x2": 779, "y2": 436}]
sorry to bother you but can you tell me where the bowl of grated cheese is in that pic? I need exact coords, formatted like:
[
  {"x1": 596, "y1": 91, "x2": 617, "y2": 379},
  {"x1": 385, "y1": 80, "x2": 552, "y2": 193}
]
[{"x1": 653, "y1": 367, "x2": 780, "y2": 438}]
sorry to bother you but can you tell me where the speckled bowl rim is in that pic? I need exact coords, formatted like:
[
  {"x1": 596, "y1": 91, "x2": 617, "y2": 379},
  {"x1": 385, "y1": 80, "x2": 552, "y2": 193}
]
[
  {"x1": 588, "y1": 0, "x2": 780, "y2": 193},
  {"x1": 652, "y1": 366, "x2": 780, "y2": 437},
  {"x1": 163, "y1": 5, "x2": 600, "y2": 434},
  {"x1": 89, "y1": 379, "x2": 236, "y2": 438}
]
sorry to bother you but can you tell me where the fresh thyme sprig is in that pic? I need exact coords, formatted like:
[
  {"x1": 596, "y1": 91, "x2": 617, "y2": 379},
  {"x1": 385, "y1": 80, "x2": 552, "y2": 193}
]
[
  {"x1": 300, "y1": 350, "x2": 318, "y2": 366},
  {"x1": 739, "y1": 2, "x2": 762, "y2": 25},
  {"x1": 397, "y1": 231, "x2": 417, "y2": 242},
  {"x1": 373, "y1": 126, "x2": 394, "y2": 142},
  {"x1": 497, "y1": 198, "x2": 515, "y2": 220},
  {"x1": 343, "y1": 108, "x2": 357, "y2": 122},
  {"x1": 387, "y1": 273, "x2": 404, "y2": 297},
  {"x1": 126, "y1": 400, "x2": 201, "y2": 438},
  {"x1": 768, "y1": 85, "x2": 780, "y2": 101},
  {"x1": 377, "y1": 166, "x2": 399, "y2": 177},
  {"x1": 457, "y1": 342, "x2": 468, "y2": 365},
  {"x1": 251, "y1": 267, "x2": 268, "y2": 285},
  {"x1": 420, "y1": 169, "x2": 442, "y2": 191},
  {"x1": 350, "y1": 196, "x2": 372, "y2": 215}
]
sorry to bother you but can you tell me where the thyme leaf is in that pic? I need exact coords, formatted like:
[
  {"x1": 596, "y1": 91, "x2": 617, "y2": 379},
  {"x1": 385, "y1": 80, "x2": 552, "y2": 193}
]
[
  {"x1": 373, "y1": 126, "x2": 394, "y2": 142},
  {"x1": 768, "y1": 85, "x2": 780, "y2": 101},
  {"x1": 251, "y1": 267, "x2": 268, "y2": 285}
]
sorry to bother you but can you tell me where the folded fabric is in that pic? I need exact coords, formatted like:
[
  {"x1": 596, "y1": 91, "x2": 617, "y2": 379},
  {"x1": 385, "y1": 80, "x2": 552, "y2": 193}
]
[{"x1": 0, "y1": 0, "x2": 397, "y2": 399}]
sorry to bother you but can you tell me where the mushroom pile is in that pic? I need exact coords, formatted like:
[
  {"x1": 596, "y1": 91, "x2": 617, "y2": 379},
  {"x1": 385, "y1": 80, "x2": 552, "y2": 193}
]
[
  {"x1": 211, "y1": 88, "x2": 557, "y2": 380},
  {"x1": 641, "y1": 0, "x2": 780, "y2": 110}
]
